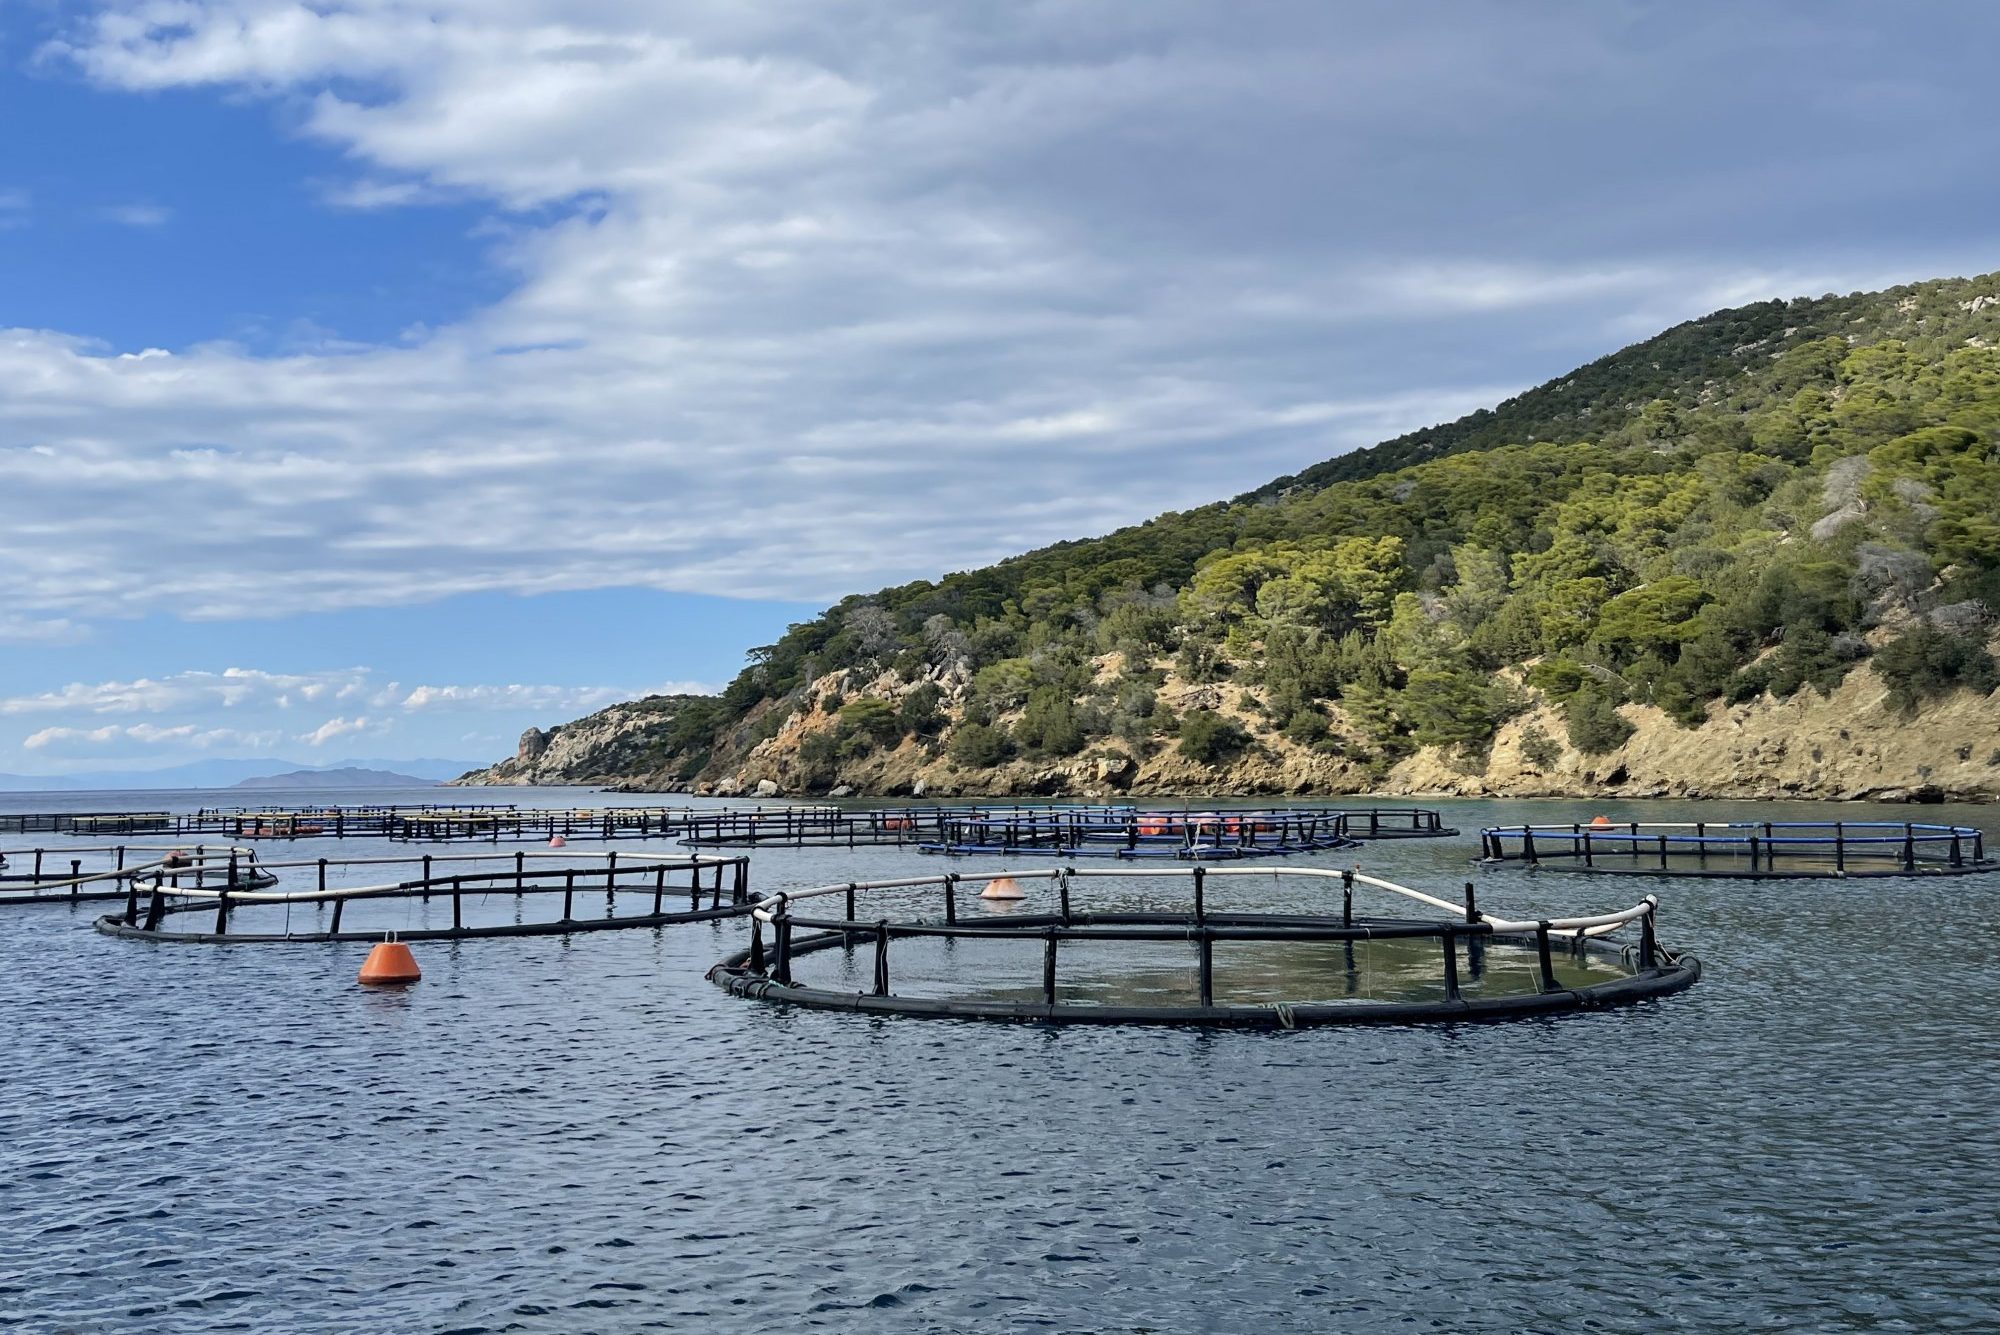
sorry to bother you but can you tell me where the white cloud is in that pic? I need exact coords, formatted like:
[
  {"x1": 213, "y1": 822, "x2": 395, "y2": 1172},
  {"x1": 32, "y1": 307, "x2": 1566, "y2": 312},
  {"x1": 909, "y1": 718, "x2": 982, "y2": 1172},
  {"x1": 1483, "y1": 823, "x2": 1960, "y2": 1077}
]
[
  {"x1": 0, "y1": 1, "x2": 1989, "y2": 632},
  {"x1": 0, "y1": 614, "x2": 89, "y2": 645},
  {"x1": 97, "y1": 202, "x2": 172, "y2": 226},
  {"x1": 399, "y1": 681, "x2": 704, "y2": 711},
  {"x1": 0, "y1": 668, "x2": 374, "y2": 716},
  {"x1": 25, "y1": 722, "x2": 281, "y2": 751},
  {"x1": 298, "y1": 714, "x2": 379, "y2": 746},
  {"x1": 0, "y1": 663, "x2": 672, "y2": 769},
  {"x1": 24, "y1": 725, "x2": 120, "y2": 749},
  {"x1": 0, "y1": 667, "x2": 652, "y2": 718}
]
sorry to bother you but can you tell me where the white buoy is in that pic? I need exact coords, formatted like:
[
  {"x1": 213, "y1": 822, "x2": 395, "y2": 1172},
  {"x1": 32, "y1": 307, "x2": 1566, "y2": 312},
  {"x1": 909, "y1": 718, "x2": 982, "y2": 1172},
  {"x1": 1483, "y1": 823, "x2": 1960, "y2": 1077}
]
[{"x1": 979, "y1": 875, "x2": 1025, "y2": 901}]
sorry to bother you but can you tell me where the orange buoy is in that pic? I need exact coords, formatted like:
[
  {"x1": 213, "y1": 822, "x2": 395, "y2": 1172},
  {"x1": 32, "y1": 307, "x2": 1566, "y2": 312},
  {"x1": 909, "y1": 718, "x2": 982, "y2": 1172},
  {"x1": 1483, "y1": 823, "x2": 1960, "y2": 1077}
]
[
  {"x1": 1590, "y1": 815, "x2": 1614, "y2": 828},
  {"x1": 549, "y1": 834, "x2": 567, "y2": 848},
  {"x1": 980, "y1": 875, "x2": 1026, "y2": 901},
  {"x1": 162, "y1": 849, "x2": 190, "y2": 869},
  {"x1": 358, "y1": 941, "x2": 421, "y2": 985}
]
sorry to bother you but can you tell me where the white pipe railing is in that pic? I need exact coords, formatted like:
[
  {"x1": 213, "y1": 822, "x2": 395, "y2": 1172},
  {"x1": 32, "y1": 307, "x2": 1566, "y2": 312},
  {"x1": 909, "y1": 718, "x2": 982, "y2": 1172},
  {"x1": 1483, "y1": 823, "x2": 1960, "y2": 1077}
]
[
  {"x1": 1, "y1": 845, "x2": 264, "y2": 892},
  {"x1": 750, "y1": 864, "x2": 1651, "y2": 942}
]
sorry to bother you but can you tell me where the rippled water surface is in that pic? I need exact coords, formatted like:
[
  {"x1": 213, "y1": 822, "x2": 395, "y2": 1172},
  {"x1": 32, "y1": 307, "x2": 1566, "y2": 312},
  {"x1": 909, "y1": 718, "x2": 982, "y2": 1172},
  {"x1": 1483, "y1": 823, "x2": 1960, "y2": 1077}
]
[{"x1": 5, "y1": 789, "x2": 1999, "y2": 1332}]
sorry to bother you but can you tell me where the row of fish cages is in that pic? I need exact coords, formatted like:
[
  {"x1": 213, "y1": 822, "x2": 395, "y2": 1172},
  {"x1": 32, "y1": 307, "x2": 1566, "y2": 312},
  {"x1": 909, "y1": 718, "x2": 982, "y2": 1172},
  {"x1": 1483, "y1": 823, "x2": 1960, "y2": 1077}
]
[
  {"x1": 677, "y1": 805, "x2": 1455, "y2": 856},
  {"x1": 912, "y1": 807, "x2": 1454, "y2": 860},
  {"x1": 0, "y1": 803, "x2": 729, "y2": 843},
  {"x1": 385, "y1": 806, "x2": 720, "y2": 843},
  {"x1": 78, "y1": 846, "x2": 1703, "y2": 1031},
  {"x1": 1478, "y1": 820, "x2": 1996, "y2": 878},
  {"x1": 672, "y1": 805, "x2": 942, "y2": 847},
  {"x1": 0, "y1": 803, "x2": 536, "y2": 840},
  {"x1": 0, "y1": 801, "x2": 1459, "y2": 858}
]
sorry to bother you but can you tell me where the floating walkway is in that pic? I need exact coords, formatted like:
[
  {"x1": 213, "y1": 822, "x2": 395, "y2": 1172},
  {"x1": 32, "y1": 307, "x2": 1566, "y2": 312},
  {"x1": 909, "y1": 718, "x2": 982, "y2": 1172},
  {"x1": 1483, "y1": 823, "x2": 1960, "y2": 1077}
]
[
  {"x1": 710, "y1": 864, "x2": 1698, "y2": 1027},
  {"x1": 1, "y1": 844, "x2": 275, "y2": 905},
  {"x1": 1478, "y1": 820, "x2": 1996, "y2": 878},
  {"x1": 94, "y1": 850, "x2": 754, "y2": 943}
]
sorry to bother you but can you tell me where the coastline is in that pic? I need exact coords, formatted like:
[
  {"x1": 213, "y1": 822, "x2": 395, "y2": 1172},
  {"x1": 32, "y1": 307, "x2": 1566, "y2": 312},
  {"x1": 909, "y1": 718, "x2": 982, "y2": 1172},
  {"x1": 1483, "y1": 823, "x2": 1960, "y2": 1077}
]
[{"x1": 453, "y1": 651, "x2": 2000, "y2": 805}]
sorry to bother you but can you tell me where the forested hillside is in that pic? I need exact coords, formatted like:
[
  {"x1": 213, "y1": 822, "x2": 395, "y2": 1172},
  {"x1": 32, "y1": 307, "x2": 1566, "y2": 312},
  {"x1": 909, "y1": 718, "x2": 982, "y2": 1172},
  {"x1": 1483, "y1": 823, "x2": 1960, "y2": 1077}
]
[{"x1": 462, "y1": 272, "x2": 2000, "y2": 798}]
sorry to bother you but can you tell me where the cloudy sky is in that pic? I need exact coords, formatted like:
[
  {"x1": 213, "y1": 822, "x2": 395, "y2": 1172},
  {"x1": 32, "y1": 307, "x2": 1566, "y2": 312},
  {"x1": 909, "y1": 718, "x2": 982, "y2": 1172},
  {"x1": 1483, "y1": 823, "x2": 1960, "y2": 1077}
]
[{"x1": 2, "y1": 1, "x2": 1996, "y2": 777}]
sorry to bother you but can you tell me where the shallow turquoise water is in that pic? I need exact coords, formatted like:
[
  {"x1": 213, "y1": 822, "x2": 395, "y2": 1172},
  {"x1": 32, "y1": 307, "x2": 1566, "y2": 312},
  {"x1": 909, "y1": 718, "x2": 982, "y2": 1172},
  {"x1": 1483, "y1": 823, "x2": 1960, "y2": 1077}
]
[{"x1": 3, "y1": 789, "x2": 1997, "y2": 1332}]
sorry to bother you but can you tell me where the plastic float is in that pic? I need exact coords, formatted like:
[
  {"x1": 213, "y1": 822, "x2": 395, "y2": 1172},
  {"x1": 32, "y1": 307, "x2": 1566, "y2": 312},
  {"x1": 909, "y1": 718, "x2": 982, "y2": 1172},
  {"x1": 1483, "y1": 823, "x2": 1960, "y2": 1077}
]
[{"x1": 358, "y1": 940, "x2": 422, "y2": 985}]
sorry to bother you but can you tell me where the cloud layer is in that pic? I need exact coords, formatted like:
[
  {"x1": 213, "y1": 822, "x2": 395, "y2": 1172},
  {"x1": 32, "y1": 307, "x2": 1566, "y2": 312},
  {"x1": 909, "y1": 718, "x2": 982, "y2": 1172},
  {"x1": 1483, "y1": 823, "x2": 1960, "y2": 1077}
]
[
  {"x1": 0, "y1": 666, "x2": 698, "y2": 766},
  {"x1": 5, "y1": 1, "x2": 1998, "y2": 637}
]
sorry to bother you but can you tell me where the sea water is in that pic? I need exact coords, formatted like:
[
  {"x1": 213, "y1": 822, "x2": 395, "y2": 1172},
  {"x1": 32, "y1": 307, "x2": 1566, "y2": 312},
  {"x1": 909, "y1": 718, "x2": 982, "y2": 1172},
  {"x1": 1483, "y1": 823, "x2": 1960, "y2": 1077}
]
[{"x1": 3, "y1": 788, "x2": 1996, "y2": 1332}]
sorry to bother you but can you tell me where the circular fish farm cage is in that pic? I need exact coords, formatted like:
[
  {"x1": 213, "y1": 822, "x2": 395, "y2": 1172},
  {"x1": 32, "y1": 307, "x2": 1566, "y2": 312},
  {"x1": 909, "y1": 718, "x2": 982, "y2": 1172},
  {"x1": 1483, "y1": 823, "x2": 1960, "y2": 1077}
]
[
  {"x1": 0, "y1": 811, "x2": 175, "y2": 837},
  {"x1": 386, "y1": 806, "x2": 715, "y2": 843},
  {"x1": 914, "y1": 806, "x2": 1453, "y2": 860},
  {"x1": 920, "y1": 808, "x2": 1354, "y2": 860},
  {"x1": 676, "y1": 804, "x2": 1456, "y2": 853},
  {"x1": 710, "y1": 866, "x2": 1697, "y2": 1027},
  {"x1": 1, "y1": 844, "x2": 275, "y2": 905},
  {"x1": 632, "y1": 805, "x2": 883, "y2": 848},
  {"x1": 1479, "y1": 820, "x2": 1996, "y2": 878},
  {"x1": 94, "y1": 850, "x2": 754, "y2": 943}
]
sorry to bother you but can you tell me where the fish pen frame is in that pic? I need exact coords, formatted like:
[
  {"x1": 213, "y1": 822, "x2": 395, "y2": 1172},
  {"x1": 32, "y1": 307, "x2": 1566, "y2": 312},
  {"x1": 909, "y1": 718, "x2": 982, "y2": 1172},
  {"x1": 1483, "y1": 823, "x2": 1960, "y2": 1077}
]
[
  {"x1": 94, "y1": 850, "x2": 755, "y2": 943},
  {"x1": 1, "y1": 844, "x2": 276, "y2": 905},
  {"x1": 912, "y1": 807, "x2": 1452, "y2": 860},
  {"x1": 1478, "y1": 820, "x2": 1996, "y2": 878},
  {"x1": 679, "y1": 804, "x2": 1456, "y2": 852},
  {"x1": 710, "y1": 865, "x2": 1699, "y2": 1027}
]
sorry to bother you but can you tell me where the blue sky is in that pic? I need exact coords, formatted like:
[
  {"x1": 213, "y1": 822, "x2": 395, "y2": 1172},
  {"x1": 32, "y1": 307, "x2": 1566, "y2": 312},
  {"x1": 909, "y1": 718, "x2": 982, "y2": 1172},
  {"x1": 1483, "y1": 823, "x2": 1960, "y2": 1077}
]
[{"x1": 2, "y1": 1, "x2": 1997, "y2": 777}]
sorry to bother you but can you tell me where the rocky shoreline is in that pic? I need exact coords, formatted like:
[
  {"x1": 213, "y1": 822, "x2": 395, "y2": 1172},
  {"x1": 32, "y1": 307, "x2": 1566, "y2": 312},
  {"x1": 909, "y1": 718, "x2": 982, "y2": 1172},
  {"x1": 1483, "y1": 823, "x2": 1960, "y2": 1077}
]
[{"x1": 454, "y1": 646, "x2": 2000, "y2": 805}]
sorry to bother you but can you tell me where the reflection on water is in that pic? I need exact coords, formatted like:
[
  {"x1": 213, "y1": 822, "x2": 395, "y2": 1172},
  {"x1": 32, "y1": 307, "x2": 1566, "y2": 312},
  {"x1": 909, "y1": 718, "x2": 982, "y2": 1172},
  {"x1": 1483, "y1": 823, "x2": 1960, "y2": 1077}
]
[{"x1": 4, "y1": 786, "x2": 1999, "y2": 1332}]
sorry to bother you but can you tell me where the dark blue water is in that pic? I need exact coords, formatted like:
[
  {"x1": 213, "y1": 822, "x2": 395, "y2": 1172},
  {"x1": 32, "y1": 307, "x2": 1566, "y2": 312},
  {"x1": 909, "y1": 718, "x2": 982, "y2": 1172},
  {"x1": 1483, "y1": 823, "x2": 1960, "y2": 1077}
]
[{"x1": 4, "y1": 790, "x2": 1999, "y2": 1332}]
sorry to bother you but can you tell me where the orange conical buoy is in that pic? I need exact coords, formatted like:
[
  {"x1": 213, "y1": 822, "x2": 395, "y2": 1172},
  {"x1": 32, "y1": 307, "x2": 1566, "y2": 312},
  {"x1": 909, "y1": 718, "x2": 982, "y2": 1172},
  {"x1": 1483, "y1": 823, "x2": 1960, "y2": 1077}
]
[
  {"x1": 359, "y1": 941, "x2": 421, "y2": 985},
  {"x1": 1590, "y1": 815, "x2": 1614, "y2": 828},
  {"x1": 980, "y1": 875, "x2": 1026, "y2": 901},
  {"x1": 549, "y1": 835, "x2": 567, "y2": 848}
]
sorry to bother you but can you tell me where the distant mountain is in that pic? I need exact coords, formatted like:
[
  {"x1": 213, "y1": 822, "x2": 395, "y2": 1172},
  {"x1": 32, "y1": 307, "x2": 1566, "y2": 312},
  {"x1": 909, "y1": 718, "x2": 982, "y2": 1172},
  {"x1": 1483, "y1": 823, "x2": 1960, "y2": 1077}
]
[
  {"x1": 231, "y1": 767, "x2": 439, "y2": 790},
  {"x1": 0, "y1": 772, "x2": 83, "y2": 792},
  {"x1": 3, "y1": 756, "x2": 484, "y2": 791}
]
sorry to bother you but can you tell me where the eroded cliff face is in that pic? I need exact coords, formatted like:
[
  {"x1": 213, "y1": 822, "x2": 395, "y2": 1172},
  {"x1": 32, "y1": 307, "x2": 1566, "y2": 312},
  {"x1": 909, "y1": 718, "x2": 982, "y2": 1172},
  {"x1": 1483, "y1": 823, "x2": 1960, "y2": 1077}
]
[
  {"x1": 450, "y1": 699, "x2": 694, "y2": 787},
  {"x1": 457, "y1": 647, "x2": 2000, "y2": 803},
  {"x1": 1381, "y1": 663, "x2": 2000, "y2": 801}
]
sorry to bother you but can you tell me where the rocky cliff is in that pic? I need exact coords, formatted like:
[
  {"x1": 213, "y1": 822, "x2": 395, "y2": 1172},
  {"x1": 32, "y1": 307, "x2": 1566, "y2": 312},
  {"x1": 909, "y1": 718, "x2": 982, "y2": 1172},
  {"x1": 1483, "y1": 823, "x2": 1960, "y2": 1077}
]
[
  {"x1": 456, "y1": 637, "x2": 2000, "y2": 802},
  {"x1": 449, "y1": 696, "x2": 704, "y2": 787}
]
